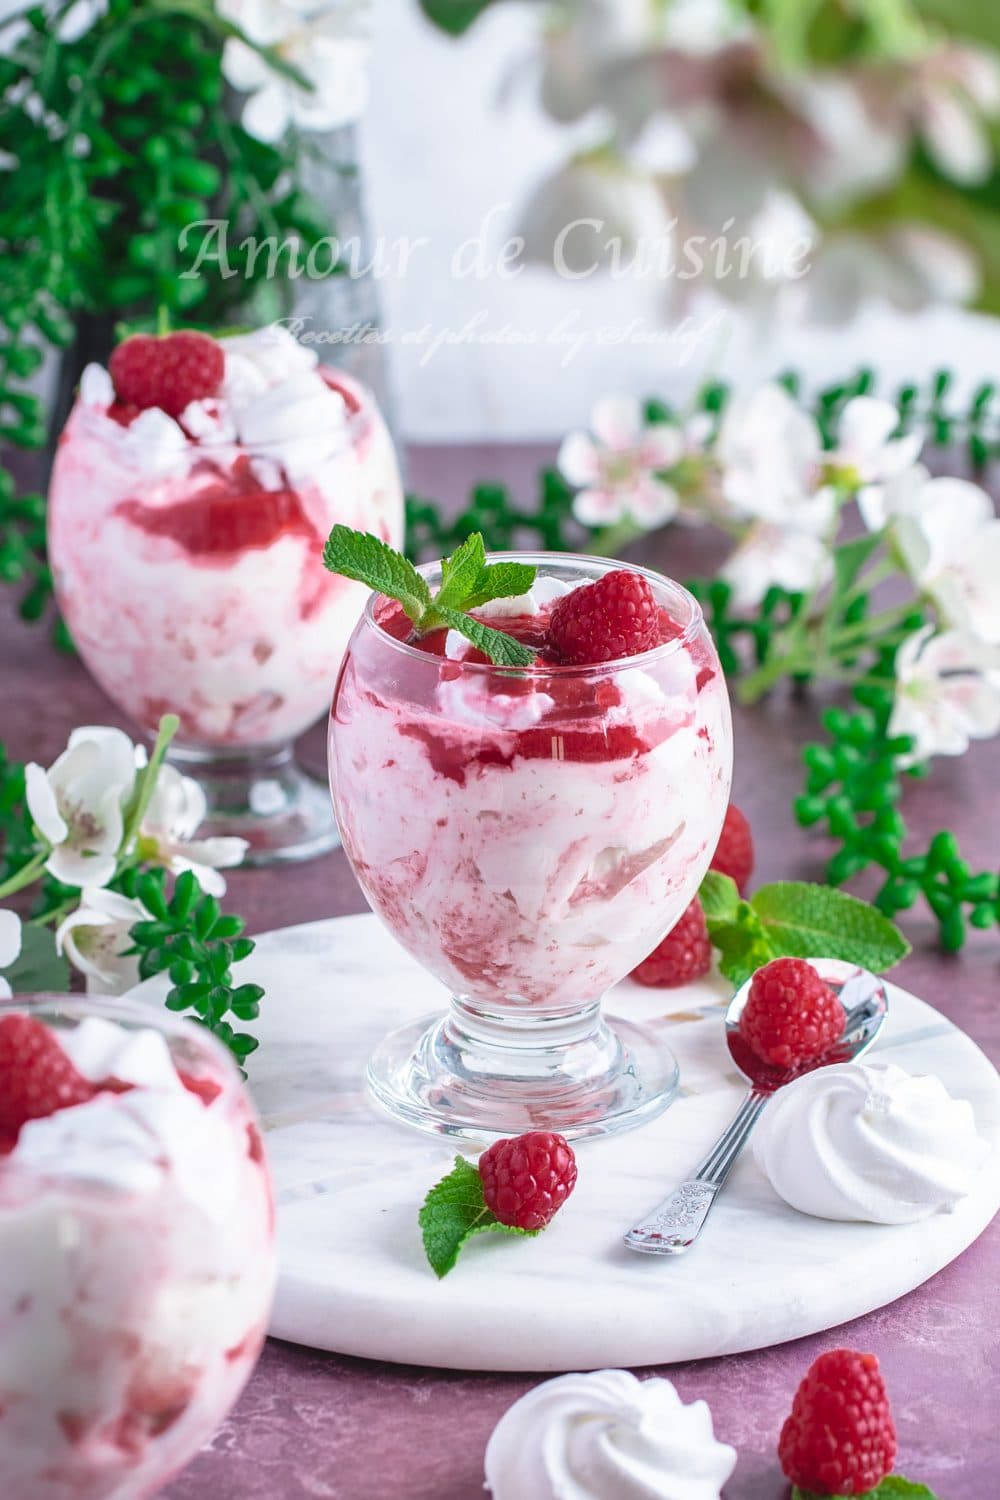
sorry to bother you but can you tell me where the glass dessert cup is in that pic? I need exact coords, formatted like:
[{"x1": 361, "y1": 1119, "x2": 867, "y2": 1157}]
[
  {"x1": 48, "y1": 370, "x2": 404, "y2": 865},
  {"x1": 0, "y1": 994, "x2": 276, "y2": 1500},
  {"x1": 330, "y1": 553, "x2": 733, "y2": 1141}
]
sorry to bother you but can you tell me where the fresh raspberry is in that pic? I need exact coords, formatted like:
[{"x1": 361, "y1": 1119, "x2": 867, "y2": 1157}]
[
  {"x1": 740, "y1": 957, "x2": 845, "y2": 1069},
  {"x1": 710, "y1": 804, "x2": 754, "y2": 893},
  {"x1": 479, "y1": 1130, "x2": 577, "y2": 1231},
  {"x1": 0, "y1": 1014, "x2": 95, "y2": 1138},
  {"x1": 109, "y1": 331, "x2": 224, "y2": 418},
  {"x1": 779, "y1": 1348, "x2": 897, "y2": 1495},
  {"x1": 547, "y1": 570, "x2": 661, "y2": 665},
  {"x1": 631, "y1": 898, "x2": 712, "y2": 987}
]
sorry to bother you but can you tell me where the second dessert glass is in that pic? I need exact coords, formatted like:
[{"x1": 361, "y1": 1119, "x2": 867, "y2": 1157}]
[
  {"x1": 330, "y1": 553, "x2": 733, "y2": 1140},
  {"x1": 48, "y1": 368, "x2": 403, "y2": 865}
]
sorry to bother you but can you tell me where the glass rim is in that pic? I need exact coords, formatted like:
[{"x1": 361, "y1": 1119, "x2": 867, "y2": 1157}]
[
  {"x1": 361, "y1": 550, "x2": 705, "y2": 676},
  {"x1": 0, "y1": 991, "x2": 245, "y2": 1096}
]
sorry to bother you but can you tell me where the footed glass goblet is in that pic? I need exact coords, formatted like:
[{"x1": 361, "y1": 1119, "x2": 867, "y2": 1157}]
[{"x1": 330, "y1": 553, "x2": 733, "y2": 1141}]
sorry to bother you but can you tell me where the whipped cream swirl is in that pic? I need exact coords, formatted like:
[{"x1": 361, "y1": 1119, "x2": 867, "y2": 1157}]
[
  {"x1": 753, "y1": 1060, "x2": 991, "y2": 1224},
  {"x1": 484, "y1": 1369, "x2": 736, "y2": 1500}
]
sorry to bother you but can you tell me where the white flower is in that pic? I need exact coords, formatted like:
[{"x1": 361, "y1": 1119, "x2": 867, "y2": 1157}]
[
  {"x1": 140, "y1": 765, "x2": 247, "y2": 897},
  {"x1": 558, "y1": 396, "x2": 685, "y2": 529},
  {"x1": 720, "y1": 521, "x2": 834, "y2": 608},
  {"x1": 715, "y1": 383, "x2": 830, "y2": 526},
  {"x1": 56, "y1": 889, "x2": 149, "y2": 996},
  {"x1": 856, "y1": 461, "x2": 930, "y2": 532},
  {"x1": 913, "y1": 47, "x2": 1000, "y2": 186},
  {"x1": 892, "y1": 477, "x2": 1000, "y2": 644},
  {"x1": 831, "y1": 396, "x2": 924, "y2": 498},
  {"x1": 219, "y1": 0, "x2": 371, "y2": 144},
  {"x1": 0, "y1": 909, "x2": 22, "y2": 1000},
  {"x1": 25, "y1": 727, "x2": 137, "y2": 890},
  {"x1": 889, "y1": 626, "x2": 1000, "y2": 766},
  {"x1": 518, "y1": 153, "x2": 674, "y2": 278}
]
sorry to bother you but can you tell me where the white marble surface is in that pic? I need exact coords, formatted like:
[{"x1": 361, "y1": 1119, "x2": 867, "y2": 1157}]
[{"x1": 131, "y1": 914, "x2": 1000, "y2": 1372}]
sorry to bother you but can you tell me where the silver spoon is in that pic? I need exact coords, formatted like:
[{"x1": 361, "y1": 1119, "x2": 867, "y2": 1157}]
[{"x1": 624, "y1": 959, "x2": 888, "y2": 1256}]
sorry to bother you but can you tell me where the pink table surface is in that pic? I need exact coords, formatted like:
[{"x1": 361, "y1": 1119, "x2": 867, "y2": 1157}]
[{"x1": 1, "y1": 443, "x2": 997, "y2": 1500}]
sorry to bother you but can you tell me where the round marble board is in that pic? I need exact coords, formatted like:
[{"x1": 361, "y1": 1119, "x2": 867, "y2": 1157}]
[{"x1": 130, "y1": 913, "x2": 999, "y2": 1373}]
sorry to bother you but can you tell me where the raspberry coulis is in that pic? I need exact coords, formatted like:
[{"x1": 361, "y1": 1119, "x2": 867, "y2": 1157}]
[
  {"x1": 117, "y1": 455, "x2": 315, "y2": 558},
  {"x1": 368, "y1": 597, "x2": 704, "y2": 782}
]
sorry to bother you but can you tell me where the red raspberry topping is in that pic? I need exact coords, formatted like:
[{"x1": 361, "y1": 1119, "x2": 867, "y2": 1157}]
[
  {"x1": 0, "y1": 1014, "x2": 95, "y2": 1140},
  {"x1": 740, "y1": 957, "x2": 845, "y2": 1070},
  {"x1": 547, "y1": 570, "x2": 661, "y2": 665},
  {"x1": 710, "y1": 803, "x2": 754, "y2": 893},
  {"x1": 478, "y1": 1130, "x2": 577, "y2": 1231},
  {"x1": 631, "y1": 898, "x2": 712, "y2": 987},
  {"x1": 780, "y1": 1348, "x2": 897, "y2": 1495},
  {"x1": 109, "y1": 330, "x2": 224, "y2": 418},
  {"x1": 117, "y1": 455, "x2": 312, "y2": 556}
]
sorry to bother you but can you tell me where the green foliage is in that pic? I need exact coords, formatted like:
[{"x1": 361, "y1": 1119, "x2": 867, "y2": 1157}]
[
  {"x1": 418, "y1": 1155, "x2": 537, "y2": 1278},
  {"x1": 698, "y1": 871, "x2": 910, "y2": 987},
  {"x1": 0, "y1": 0, "x2": 336, "y2": 627},
  {"x1": 125, "y1": 868, "x2": 262, "y2": 1066},
  {"x1": 419, "y1": 0, "x2": 497, "y2": 36}
]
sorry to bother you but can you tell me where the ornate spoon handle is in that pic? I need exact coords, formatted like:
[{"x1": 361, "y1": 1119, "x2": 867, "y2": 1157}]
[{"x1": 624, "y1": 1090, "x2": 769, "y2": 1256}]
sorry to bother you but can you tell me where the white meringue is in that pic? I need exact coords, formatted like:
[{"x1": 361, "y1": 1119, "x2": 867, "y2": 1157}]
[
  {"x1": 484, "y1": 1369, "x2": 736, "y2": 1500},
  {"x1": 753, "y1": 1060, "x2": 992, "y2": 1224}
]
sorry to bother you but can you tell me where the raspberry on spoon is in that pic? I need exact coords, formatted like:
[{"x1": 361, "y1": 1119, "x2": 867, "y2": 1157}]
[
  {"x1": 479, "y1": 1130, "x2": 577, "y2": 1231},
  {"x1": 547, "y1": 569, "x2": 662, "y2": 665},
  {"x1": 0, "y1": 1014, "x2": 95, "y2": 1139},
  {"x1": 739, "y1": 956, "x2": 845, "y2": 1070},
  {"x1": 109, "y1": 331, "x2": 224, "y2": 418},
  {"x1": 779, "y1": 1347, "x2": 897, "y2": 1496}
]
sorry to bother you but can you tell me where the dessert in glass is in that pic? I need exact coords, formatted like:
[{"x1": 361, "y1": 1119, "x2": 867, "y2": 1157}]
[
  {"x1": 330, "y1": 554, "x2": 733, "y2": 1140},
  {"x1": 0, "y1": 994, "x2": 276, "y2": 1500},
  {"x1": 48, "y1": 326, "x2": 404, "y2": 864}
]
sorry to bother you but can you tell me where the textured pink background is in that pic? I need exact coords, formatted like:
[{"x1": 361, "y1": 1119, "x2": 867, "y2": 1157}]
[{"x1": 3, "y1": 444, "x2": 996, "y2": 1498}]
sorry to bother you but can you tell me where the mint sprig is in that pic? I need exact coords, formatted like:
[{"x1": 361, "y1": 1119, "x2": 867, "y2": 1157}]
[
  {"x1": 419, "y1": 1156, "x2": 539, "y2": 1278},
  {"x1": 699, "y1": 871, "x2": 910, "y2": 987},
  {"x1": 323, "y1": 527, "x2": 537, "y2": 667},
  {"x1": 792, "y1": 1479, "x2": 937, "y2": 1499}
]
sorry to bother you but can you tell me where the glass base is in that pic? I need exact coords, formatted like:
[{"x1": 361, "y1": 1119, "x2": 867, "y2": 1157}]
[
  {"x1": 367, "y1": 999, "x2": 680, "y2": 1143},
  {"x1": 168, "y1": 743, "x2": 339, "y2": 867}
]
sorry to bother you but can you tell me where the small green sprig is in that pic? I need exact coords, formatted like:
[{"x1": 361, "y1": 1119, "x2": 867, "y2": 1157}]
[
  {"x1": 419, "y1": 1156, "x2": 539, "y2": 1278},
  {"x1": 125, "y1": 868, "x2": 262, "y2": 1068},
  {"x1": 792, "y1": 1479, "x2": 938, "y2": 1499},
  {"x1": 699, "y1": 872, "x2": 910, "y2": 987},
  {"x1": 323, "y1": 527, "x2": 538, "y2": 667}
]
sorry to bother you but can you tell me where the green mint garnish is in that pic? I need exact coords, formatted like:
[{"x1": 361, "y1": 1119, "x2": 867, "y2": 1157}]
[
  {"x1": 699, "y1": 871, "x2": 910, "y2": 988},
  {"x1": 419, "y1": 1156, "x2": 539, "y2": 1278},
  {"x1": 792, "y1": 1480, "x2": 938, "y2": 1500},
  {"x1": 322, "y1": 527, "x2": 537, "y2": 667}
]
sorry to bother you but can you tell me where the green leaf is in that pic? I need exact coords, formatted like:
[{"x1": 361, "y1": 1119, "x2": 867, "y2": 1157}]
[
  {"x1": 792, "y1": 1479, "x2": 938, "y2": 1500},
  {"x1": 436, "y1": 532, "x2": 487, "y2": 611},
  {"x1": 464, "y1": 560, "x2": 537, "y2": 610},
  {"x1": 419, "y1": 0, "x2": 495, "y2": 34},
  {"x1": 706, "y1": 902, "x2": 776, "y2": 988},
  {"x1": 750, "y1": 882, "x2": 911, "y2": 972},
  {"x1": 434, "y1": 606, "x2": 536, "y2": 668},
  {"x1": 418, "y1": 1156, "x2": 536, "y2": 1278},
  {"x1": 698, "y1": 869, "x2": 740, "y2": 924},
  {"x1": 833, "y1": 531, "x2": 883, "y2": 594},
  {"x1": 2, "y1": 924, "x2": 70, "y2": 993},
  {"x1": 322, "y1": 526, "x2": 431, "y2": 625}
]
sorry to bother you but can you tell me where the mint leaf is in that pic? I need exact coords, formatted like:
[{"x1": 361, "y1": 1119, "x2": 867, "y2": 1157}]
[
  {"x1": 322, "y1": 525, "x2": 431, "y2": 625},
  {"x1": 699, "y1": 869, "x2": 740, "y2": 924},
  {"x1": 436, "y1": 532, "x2": 488, "y2": 612},
  {"x1": 750, "y1": 882, "x2": 910, "y2": 972},
  {"x1": 435, "y1": 606, "x2": 537, "y2": 668},
  {"x1": 418, "y1": 1156, "x2": 536, "y2": 1278},
  {"x1": 792, "y1": 1480, "x2": 937, "y2": 1500},
  {"x1": 706, "y1": 900, "x2": 776, "y2": 987},
  {"x1": 465, "y1": 561, "x2": 537, "y2": 610}
]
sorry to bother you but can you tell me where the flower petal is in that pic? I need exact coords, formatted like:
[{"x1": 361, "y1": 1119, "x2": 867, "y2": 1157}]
[
  {"x1": 627, "y1": 477, "x2": 679, "y2": 528},
  {"x1": 25, "y1": 763, "x2": 68, "y2": 845},
  {"x1": 0, "y1": 908, "x2": 22, "y2": 970},
  {"x1": 591, "y1": 395, "x2": 645, "y2": 451},
  {"x1": 45, "y1": 847, "x2": 118, "y2": 891},
  {"x1": 572, "y1": 488, "x2": 626, "y2": 527},
  {"x1": 557, "y1": 431, "x2": 601, "y2": 488}
]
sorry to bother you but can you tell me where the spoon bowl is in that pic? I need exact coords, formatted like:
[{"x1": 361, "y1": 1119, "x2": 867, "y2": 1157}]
[
  {"x1": 725, "y1": 957, "x2": 889, "y2": 1094},
  {"x1": 624, "y1": 958, "x2": 889, "y2": 1255}
]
